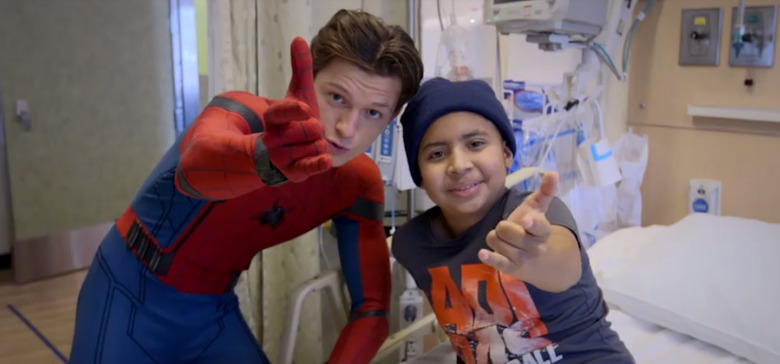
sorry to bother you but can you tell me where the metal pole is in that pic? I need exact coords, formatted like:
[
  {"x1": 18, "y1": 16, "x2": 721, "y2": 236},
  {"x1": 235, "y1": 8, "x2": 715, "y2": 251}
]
[
  {"x1": 407, "y1": 0, "x2": 421, "y2": 48},
  {"x1": 0, "y1": 73, "x2": 18, "y2": 262},
  {"x1": 406, "y1": 0, "x2": 420, "y2": 219}
]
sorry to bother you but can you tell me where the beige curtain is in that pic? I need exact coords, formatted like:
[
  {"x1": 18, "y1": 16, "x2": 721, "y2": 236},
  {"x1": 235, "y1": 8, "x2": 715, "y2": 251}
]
[
  {"x1": 208, "y1": 1, "x2": 408, "y2": 362},
  {"x1": 206, "y1": 0, "x2": 260, "y2": 342},
  {"x1": 255, "y1": 1, "x2": 323, "y2": 362}
]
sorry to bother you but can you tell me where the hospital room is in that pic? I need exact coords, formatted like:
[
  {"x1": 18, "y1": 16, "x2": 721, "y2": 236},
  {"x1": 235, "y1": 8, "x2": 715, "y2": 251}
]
[{"x1": 0, "y1": 0, "x2": 778, "y2": 363}]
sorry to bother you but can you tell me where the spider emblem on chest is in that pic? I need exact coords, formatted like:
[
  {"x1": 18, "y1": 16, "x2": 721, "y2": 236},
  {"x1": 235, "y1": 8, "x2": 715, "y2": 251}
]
[{"x1": 252, "y1": 199, "x2": 293, "y2": 229}]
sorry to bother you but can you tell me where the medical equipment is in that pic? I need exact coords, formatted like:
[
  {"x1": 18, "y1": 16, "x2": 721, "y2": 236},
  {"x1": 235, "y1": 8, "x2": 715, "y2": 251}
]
[
  {"x1": 484, "y1": 0, "x2": 609, "y2": 49},
  {"x1": 373, "y1": 118, "x2": 401, "y2": 185},
  {"x1": 483, "y1": 0, "x2": 654, "y2": 220},
  {"x1": 503, "y1": 80, "x2": 550, "y2": 173},
  {"x1": 485, "y1": 0, "x2": 655, "y2": 103},
  {"x1": 612, "y1": 129, "x2": 648, "y2": 228},
  {"x1": 733, "y1": 0, "x2": 748, "y2": 59},
  {"x1": 512, "y1": 98, "x2": 616, "y2": 245},
  {"x1": 729, "y1": 4, "x2": 777, "y2": 67},
  {"x1": 397, "y1": 272, "x2": 425, "y2": 361},
  {"x1": 435, "y1": 12, "x2": 475, "y2": 81},
  {"x1": 679, "y1": 8, "x2": 723, "y2": 66},
  {"x1": 503, "y1": 79, "x2": 547, "y2": 121},
  {"x1": 574, "y1": 95, "x2": 622, "y2": 188}
]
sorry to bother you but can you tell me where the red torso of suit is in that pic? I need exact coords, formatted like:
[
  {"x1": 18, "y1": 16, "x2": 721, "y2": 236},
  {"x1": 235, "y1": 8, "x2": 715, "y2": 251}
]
[{"x1": 117, "y1": 154, "x2": 385, "y2": 294}]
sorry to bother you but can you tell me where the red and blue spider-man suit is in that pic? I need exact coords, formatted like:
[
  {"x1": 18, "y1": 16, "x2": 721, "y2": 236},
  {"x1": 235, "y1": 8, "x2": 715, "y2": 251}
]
[{"x1": 69, "y1": 38, "x2": 390, "y2": 364}]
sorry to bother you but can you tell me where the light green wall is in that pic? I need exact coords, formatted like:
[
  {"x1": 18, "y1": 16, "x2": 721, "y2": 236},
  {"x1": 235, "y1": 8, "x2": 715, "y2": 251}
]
[
  {"x1": 195, "y1": 0, "x2": 208, "y2": 75},
  {"x1": 0, "y1": 0, "x2": 176, "y2": 239}
]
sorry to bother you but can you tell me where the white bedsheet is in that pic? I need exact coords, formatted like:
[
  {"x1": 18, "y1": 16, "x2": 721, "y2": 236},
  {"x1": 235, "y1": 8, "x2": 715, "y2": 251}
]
[
  {"x1": 405, "y1": 307, "x2": 753, "y2": 364},
  {"x1": 607, "y1": 307, "x2": 752, "y2": 364}
]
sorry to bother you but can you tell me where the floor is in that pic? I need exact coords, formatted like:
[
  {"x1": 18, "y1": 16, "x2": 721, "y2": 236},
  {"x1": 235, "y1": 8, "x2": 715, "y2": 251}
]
[{"x1": 0, "y1": 268, "x2": 85, "y2": 364}]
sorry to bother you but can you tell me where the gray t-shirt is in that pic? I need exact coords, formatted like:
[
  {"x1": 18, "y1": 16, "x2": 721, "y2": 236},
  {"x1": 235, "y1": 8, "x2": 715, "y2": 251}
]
[{"x1": 393, "y1": 186, "x2": 634, "y2": 364}]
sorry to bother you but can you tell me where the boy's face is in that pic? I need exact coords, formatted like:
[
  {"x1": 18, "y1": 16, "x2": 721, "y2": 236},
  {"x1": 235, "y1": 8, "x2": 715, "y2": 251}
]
[
  {"x1": 418, "y1": 111, "x2": 513, "y2": 221},
  {"x1": 313, "y1": 59, "x2": 403, "y2": 167}
]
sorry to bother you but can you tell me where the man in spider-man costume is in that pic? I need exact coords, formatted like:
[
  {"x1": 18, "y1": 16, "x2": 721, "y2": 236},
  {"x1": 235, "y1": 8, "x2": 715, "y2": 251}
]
[{"x1": 69, "y1": 9, "x2": 423, "y2": 364}]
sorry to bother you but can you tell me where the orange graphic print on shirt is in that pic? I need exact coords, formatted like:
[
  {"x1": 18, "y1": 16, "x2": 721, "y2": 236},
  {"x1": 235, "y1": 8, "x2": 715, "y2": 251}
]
[{"x1": 429, "y1": 264, "x2": 563, "y2": 364}]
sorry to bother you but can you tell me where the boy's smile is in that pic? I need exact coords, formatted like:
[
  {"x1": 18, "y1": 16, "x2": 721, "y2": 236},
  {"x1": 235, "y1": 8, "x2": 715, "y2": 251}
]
[{"x1": 448, "y1": 181, "x2": 484, "y2": 198}]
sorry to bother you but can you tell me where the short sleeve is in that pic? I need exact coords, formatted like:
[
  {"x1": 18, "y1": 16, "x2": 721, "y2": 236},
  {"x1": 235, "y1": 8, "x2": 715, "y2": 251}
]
[{"x1": 545, "y1": 197, "x2": 582, "y2": 248}]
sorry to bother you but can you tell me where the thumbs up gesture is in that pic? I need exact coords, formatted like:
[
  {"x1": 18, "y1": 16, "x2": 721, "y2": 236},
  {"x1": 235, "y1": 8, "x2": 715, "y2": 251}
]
[
  {"x1": 262, "y1": 37, "x2": 331, "y2": 183},
  {"x1": 479, "y1": 172, "x2": 560, "y2": 277}
]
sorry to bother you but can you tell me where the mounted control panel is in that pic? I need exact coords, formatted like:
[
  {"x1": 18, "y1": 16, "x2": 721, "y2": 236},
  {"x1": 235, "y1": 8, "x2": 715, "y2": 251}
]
[
  {"x1": 729, "y1": 5, "x2": 777, "y2": 67},
  {"x1": 680, "y1": 8, "x2": 723, "y2": 66}
]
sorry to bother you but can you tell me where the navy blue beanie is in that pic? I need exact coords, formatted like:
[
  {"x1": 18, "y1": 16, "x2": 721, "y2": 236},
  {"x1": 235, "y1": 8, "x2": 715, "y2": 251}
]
[{"x1": 400, "y1": 77, "x2": 516, "y2": 186}]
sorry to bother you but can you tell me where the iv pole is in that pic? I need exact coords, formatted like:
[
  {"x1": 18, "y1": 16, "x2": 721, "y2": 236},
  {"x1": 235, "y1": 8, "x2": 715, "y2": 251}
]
[{"x1": 406, "y1": 0, "x2": 421, "y2": 221}]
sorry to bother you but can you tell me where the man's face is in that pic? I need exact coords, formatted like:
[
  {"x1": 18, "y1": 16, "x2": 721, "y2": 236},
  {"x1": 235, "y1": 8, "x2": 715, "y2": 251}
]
[{"x1": 313, "y1": 59, "x2": 403, "y2": 167}]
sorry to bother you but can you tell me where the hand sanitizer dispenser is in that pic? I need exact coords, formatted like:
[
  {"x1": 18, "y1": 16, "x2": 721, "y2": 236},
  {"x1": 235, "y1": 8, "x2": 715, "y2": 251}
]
[{"x1": 688, "y1": 179, "x2": 722, "y2": 216}]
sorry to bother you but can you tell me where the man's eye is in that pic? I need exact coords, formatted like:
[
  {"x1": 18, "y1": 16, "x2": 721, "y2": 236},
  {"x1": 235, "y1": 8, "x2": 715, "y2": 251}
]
[{"x1": 367, "y1": 109, "x2": 382, "y2": 120}]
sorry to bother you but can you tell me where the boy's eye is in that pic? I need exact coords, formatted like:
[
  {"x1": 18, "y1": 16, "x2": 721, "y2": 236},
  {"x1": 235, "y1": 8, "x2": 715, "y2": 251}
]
[
  {"x1": 367, "y1": 109, "x2": 382, "y2": 120},
  {"x1": 428, "y1": 150, "x2": 445, "y2": 160},
  {"x1": 469, "y1": 140, "x2": 486, "y2": 148}
]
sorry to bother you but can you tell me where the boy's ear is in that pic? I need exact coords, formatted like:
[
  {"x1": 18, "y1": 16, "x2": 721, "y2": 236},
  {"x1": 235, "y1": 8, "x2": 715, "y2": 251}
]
[{"x1": 503, "y1": 142, "x2": 514, "y2": 169}]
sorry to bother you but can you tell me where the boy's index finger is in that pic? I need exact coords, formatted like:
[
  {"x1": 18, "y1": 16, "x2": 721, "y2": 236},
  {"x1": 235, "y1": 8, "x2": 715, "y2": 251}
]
[
  {"x1": 528, "y1": 171, "x2": 559, "y2": 213},
  {"x1": 287, "y1": 37, "x2": 319, "y2": 118},
  {"x1": 507, "y1": 172, "x2": 559, "y2": 223}
]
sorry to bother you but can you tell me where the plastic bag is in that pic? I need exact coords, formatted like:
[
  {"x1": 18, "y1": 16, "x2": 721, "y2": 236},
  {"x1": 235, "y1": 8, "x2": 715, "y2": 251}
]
[
  {"x1": 560, "y1": 180, "x2": 617, "y2": 248},
  {"x1": 435, "y1": 16, "x2": 473, "y2": 81},
  {"x1": 612, "y1": 129, "x2": 649, "y2": 228}
]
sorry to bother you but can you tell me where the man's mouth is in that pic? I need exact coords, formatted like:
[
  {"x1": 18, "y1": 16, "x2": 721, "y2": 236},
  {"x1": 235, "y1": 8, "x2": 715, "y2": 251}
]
[{"x1": 327, "y1": 140, "x2": 350, "y2": 155}]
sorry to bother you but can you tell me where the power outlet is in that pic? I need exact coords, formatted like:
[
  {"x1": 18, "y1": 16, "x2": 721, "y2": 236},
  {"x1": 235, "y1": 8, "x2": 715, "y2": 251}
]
[{"x1": 688, "y1": 179, "x2": 722, "y2": 215}]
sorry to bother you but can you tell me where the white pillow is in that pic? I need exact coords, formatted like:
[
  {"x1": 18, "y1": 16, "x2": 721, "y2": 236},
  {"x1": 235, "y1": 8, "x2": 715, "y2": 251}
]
[{"x1": 588, "y1": 214, "x2": 780, "y2": 364}]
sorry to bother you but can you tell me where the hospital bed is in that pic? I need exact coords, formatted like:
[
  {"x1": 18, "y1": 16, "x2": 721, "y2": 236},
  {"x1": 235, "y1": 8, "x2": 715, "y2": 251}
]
[{"x1": 396, "y1": 212, "x2": 780, "y2": 364}]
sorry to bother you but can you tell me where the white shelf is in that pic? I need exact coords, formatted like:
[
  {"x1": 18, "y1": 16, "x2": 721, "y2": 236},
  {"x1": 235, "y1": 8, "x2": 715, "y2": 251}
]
[{"x1": 688, "y1": 104, "x2": 780, "y2": 124}]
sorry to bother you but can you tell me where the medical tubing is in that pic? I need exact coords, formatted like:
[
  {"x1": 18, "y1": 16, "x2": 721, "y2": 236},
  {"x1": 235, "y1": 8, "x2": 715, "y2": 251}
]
[
  {"x1": 436, "y1": 0, "x2": 444, "y2": 31},
  {"x1": 536, "y1": 104, "x2": 573, "y2": 183},
  {"x1": 318, "y1": 224, "x2": 332, "y2": 270},
  {"x1": 591, "y1": 97, "x2": 605, "y2": 139},
  {"x1": 535, "y1": 87, "x2": 555, "y2": 161},
  {"x1": 390, "y1": 185, "x2": 396, "y2": 235},
  {"x1": 532, "y1": 88, "x2": 555, "y2": 174},
  {"x1": 571, "y1": 40, "x2": 621, "y2": 81},
  {"x1": 622, "y1": 0, "x2": 656, "y2": 76},
  {"x1": 737, "y1": 0, "x2": 746, "y2": 29},
  {"x1": 590, "y1": 42, "x2": 622, "y2": 80}
]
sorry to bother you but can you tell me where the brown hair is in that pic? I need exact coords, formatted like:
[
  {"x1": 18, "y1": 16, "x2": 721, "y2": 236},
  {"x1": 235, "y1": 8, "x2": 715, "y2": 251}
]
[{"x1": 310, "y1": 9, "x2": 424, "y2": 113}]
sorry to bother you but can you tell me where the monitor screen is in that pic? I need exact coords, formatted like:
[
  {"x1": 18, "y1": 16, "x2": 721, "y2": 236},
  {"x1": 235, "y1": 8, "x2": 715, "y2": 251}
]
[{"x1": 493, "y1": 0, "x2": 534, "y2": 4}]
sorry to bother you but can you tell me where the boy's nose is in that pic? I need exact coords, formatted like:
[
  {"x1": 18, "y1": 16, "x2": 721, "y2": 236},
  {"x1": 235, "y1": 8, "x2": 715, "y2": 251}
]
[{"x1": 447, "y1": 150, "x2": 473, "y2": 175}]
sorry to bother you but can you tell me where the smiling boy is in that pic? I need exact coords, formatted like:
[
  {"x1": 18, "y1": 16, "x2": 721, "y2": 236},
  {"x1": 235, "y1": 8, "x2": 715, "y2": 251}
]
[{"x1": 392, "y1": 78, "x2": 633, "y2": 364}]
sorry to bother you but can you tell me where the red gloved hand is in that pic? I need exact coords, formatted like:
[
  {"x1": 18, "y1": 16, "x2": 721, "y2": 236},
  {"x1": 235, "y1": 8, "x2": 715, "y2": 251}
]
[{"x1": 262, "y1": 37, "x2": 331, "y2": 183}]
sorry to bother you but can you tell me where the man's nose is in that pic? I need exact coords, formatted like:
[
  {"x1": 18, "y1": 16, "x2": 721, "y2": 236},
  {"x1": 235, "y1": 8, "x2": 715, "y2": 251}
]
[{"x1": 335, "y1": 109, "x2": 359, "y2": 138}]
